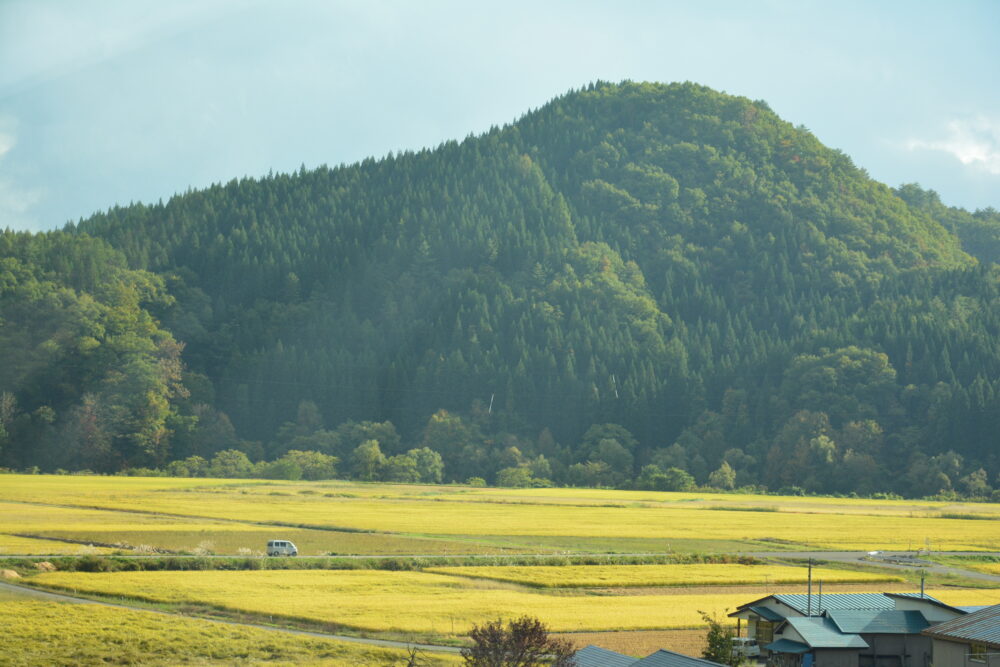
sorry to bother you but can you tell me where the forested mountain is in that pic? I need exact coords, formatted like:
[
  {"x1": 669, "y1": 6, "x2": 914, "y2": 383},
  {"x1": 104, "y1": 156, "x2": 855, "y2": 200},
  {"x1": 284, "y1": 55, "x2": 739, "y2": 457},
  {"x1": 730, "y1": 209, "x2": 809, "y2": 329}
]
[{"x1": 3, "y1": 81, "x2": 1000, "y2": 497}]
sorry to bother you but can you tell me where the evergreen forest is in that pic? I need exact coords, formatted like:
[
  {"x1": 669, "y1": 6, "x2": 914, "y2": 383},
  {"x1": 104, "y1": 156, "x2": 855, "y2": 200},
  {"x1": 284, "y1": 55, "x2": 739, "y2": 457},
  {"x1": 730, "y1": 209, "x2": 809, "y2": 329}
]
[{"x1": 3, "y1": 81, "x2": 1000, "y2": 498}]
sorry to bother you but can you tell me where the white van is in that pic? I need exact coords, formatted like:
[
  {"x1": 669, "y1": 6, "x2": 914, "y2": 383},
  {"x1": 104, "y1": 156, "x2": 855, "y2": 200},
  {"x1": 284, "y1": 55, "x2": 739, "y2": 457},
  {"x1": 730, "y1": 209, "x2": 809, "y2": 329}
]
[
  {"x1": 266, "y1": 540, "x2": 298, "y2": 556},
  {"x1": 731, "y1": 637, "x2": 760, "y2": 658}
]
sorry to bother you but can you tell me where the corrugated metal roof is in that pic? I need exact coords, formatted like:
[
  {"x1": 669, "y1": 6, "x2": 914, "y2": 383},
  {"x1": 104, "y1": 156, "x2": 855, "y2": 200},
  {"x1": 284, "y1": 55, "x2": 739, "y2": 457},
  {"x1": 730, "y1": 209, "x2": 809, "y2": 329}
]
[
  {"x1": 631, "y1": 649, "x2": 724, "y2": 667},
  {"x1": 923, "y1": 604, "x2": 1000, "y2": 647},
  {"x1": 748, "y1": 605, "x2": 785, "y2": 622},
  {"x1": 785, "y1": 616, "x2": 869, "y2": 649},
  {"x1": 573, "y1": 645, "x2": 638, "y2": 667},
  {"x1": 764, "y1": 639, "x2": 810, "y2": 654},
  {"x1": 827, "y1": 610, "x2": 930, "y2": 635},
  {"x1": 774, "y1": 593, "x2": 894, "y2": 615}
]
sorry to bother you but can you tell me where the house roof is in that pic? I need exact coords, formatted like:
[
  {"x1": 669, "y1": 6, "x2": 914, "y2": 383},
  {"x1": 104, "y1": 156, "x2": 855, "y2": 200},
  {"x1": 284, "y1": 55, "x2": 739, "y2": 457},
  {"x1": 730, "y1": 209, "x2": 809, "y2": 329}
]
[
  {"x1": 631, "y1": 649, "x2": 724, "y2": 667},
  {"x1": 773, "y1": 593, "x2": 895, "y2": 615},
  {"x1": 764, "y1": 639, "x2": 810, "y2": 654},
  {"x1": 923, "y1": 604, "x2": 1000, "y2": 648},
  {"x1": 748, "y1": 605, "x2": 785, "y2": 622},
  {"x1": 784, "y1": 616, "x2": 870, "y2": 649},
  {"x1": 827, "y1": 610, "x2": 930, "y2": 635},
  {"x1": 731, "y1": 593, "x2": 896, "y2": 619},
  {"x1": 572, "y1": 645, "x2": 638, "y2": 667}
]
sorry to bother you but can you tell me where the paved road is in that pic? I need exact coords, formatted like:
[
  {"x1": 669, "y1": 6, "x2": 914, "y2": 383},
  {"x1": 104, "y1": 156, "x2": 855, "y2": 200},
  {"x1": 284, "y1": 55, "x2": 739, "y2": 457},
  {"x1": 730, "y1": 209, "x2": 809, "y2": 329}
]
[{"x1": 0, "y1": 579, "x2": 462, "y2": 655}]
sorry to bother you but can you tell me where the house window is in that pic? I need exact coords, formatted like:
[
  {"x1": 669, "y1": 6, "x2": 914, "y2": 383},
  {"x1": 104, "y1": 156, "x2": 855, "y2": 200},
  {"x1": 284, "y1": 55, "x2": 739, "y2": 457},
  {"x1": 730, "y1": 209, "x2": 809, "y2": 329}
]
[
  {"x1": 755, "y1": 620, "x2": 774, "y2": 645},
  {"x1": 969, "y1": 643, "x2": 987, "y2": 662}
]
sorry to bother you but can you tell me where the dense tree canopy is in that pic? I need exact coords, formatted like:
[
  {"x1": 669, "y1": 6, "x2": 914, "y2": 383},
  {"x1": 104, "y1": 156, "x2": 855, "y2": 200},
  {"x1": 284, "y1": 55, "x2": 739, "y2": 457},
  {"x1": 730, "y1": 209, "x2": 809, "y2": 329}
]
[{"x1": 3, "y1": 81, "x2": 1000, "y2": 497}]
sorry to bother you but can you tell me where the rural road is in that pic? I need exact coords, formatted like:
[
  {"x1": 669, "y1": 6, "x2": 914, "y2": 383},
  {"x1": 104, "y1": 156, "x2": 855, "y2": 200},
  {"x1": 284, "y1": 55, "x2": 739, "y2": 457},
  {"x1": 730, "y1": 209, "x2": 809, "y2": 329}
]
[{"x1": 0, "y1": 579, "x2": 463, "y2": 655}]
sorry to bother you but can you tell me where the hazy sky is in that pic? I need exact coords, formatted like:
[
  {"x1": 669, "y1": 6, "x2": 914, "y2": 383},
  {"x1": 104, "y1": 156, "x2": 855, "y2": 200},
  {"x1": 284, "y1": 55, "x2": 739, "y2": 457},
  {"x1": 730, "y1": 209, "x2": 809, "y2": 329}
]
[{"x1": 1, "y1": 1, "x2": 998, "y2": 231}]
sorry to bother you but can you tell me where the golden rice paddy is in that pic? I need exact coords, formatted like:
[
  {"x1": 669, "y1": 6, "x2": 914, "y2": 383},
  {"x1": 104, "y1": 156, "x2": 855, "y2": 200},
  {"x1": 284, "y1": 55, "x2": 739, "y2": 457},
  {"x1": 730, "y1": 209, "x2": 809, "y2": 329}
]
[
  {"x1": 26, "y1": 569, "x2": 798, "y2": 634},
  {"x1": 2, "y1": 597, "x2": 457, "y2": 665},
  {"x1": 424, "y1": 563, "x2": 902, "y2": 588},
  {"x1": 5, "y1": 473, "x2": 1000, "y2": 660},
  {"x1": 2, "y1": 475, "x2": 1000, "y2": 551}
]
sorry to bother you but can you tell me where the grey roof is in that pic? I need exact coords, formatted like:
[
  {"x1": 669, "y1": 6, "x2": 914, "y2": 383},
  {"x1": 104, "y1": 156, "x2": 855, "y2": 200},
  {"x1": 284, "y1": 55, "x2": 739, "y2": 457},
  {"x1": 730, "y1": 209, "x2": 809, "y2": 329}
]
[
  {"x1": 632, "y1": 649, "x2": 724, "y2": 667},
  {"x1": 774, "y1": 593, "x2": 895, "y2": 615},
  {"x1": 923, "y1": 604, "x2": 1000, "y2": 648},
  {"x1": 784, "y1": 616, "x2": 870, "y2": 649},
  {"x1": 764, "y1": 639, "x2": 810, "y2": 654},
  {"x1": 572, "y1": 645, "x2": 638, "y2": 667},
  {"x1": 748, "y1": 605, "x2": 785, "y2": 622},
  {"x1": 827, "y1": 610, "x2": 930, "y2": 635}
]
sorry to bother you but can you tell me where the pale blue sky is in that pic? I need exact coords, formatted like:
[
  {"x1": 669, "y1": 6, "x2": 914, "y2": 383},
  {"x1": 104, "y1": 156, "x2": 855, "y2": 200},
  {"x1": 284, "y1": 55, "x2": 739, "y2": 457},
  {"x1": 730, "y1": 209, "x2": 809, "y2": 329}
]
[{"x1": 1, "y1": 1, "x2": 998, "y2": 231}]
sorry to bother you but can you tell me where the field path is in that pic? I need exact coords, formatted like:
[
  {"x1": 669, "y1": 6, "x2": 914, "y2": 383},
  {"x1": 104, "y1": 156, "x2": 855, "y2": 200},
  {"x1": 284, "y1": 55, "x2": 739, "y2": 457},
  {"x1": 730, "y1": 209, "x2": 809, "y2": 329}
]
[{"x1": 0, "y1": 580, "x2": 463, "y2": 655}]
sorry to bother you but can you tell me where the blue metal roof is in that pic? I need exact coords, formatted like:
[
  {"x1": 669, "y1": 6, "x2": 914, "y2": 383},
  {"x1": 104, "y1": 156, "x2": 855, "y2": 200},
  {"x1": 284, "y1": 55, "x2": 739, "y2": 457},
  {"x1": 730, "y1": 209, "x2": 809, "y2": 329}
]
[
  {"x1": 827, "y1": 610, "x2": 930, "y2": 635},
  {"x1": 774, "y1": 593, "x2": 895, "y2": 615},
  {"x1": 764, "y1": 639, "x2": 810, "y2": 654},
  {"x1": 748, "y1": 605, "x2": 785, "y2": 622},
  {"x1": 923, "y1": 604, "x2": 1000, "y2": 648},
  {"x1": 784, "y1": 616, "x2": 869, "y2": 649},
  {"x1": 572, "y1": 645, "x2": 638, "y2": 667},
  {"x1": 632, "y1": 649, "x2": 724, "y2": 667}
]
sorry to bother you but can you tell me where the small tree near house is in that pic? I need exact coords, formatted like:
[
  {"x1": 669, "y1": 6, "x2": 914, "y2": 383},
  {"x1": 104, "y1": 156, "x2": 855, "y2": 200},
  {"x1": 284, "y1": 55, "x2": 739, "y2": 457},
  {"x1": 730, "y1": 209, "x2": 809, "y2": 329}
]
[
  {"x1": 462, "y1": 615, "x2": 575, "y2": 667},
  {"x1": 700, "y1": 610, "x2": 740, "y2": 666}
]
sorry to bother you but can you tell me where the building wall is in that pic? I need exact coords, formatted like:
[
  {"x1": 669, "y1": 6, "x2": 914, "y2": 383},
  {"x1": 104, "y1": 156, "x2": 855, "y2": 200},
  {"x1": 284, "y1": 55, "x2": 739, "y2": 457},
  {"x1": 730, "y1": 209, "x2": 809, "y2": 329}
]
[
  {"x1": 815, "y1": 648, "x2": 862, "y2": 667},
  {"x1": 931, "y1": 638, "x2": 1000, "y2": 667},
  {"x1": 861, "y1": 634, "x2": 933, "y2": 666},
  {"x1": 892, "y1": 598, "x2": 963, "y2": 624}
]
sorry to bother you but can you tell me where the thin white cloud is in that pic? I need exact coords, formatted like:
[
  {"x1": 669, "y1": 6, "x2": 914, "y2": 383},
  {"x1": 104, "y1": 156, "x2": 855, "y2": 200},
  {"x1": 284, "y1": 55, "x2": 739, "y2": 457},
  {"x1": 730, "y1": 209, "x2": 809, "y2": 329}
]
[
  {"x1": 0, "y1": 131, "x2": 12, "y2": 158},
  {"x1": 0, "y1": 121, "x2": 45, "y2": 231},
  {"x1": 906, "y1": 116, "x2": 1000, "y2": 175}
]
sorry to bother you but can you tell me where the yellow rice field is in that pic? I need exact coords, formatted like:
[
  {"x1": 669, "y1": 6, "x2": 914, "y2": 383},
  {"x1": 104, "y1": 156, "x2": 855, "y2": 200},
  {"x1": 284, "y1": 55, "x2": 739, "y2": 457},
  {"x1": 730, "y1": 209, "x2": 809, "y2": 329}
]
[
  {"x1": 26, "y1": 570, "x2": 930, "y2": 635},
  {"x1": 0, "y1": 499, "x2": 514, "y2": 556},
  {"x1": 424, "y1": 564, "x2": 903, "y2": 588},
  {"x1": 938, "y1": 561, "x2": 1000, "y2": 577},
  {"x1": 0, "y1": 533, "x2": 114, "y2": 555},
  {"x1": 1, "y1": 598, "x2": 456, "y2": 665},
  {"x1": 2, "y1": 475, "x2": 998, "y2": 551}
]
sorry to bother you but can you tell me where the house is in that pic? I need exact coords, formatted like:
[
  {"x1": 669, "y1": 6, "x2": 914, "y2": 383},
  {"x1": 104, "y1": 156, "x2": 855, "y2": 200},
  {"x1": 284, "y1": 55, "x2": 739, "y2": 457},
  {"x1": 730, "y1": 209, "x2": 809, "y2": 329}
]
[
  {"x1": 571, "y1": 645, "x2": 725, "y2": 667},
  {"x1": 730, "y1": 591, "x2": 971, "y2": 666},
  {"x1": 729, "y1": 593, "x2": 899, "y2": 650},
  {"x1": 922, "y1": 603, "x2": 1000, "y2": 666},
  {"x1": 764, "y1": 615, "x2": 869, "y2": 667}
]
